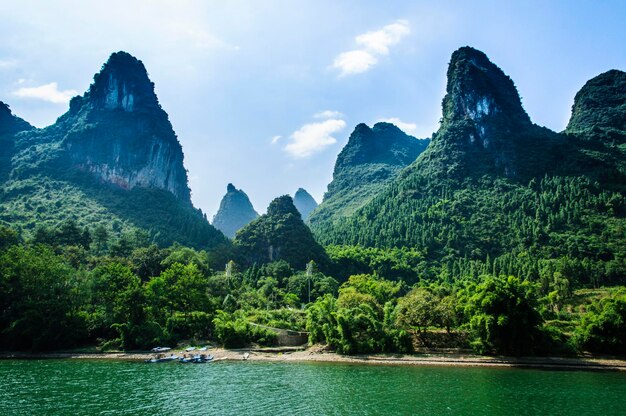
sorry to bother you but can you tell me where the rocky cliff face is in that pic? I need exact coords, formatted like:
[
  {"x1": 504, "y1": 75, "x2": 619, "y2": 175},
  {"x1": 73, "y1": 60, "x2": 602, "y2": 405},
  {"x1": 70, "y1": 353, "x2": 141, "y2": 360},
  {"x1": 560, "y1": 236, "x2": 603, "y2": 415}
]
[
  {"x1": 293, "y1": 188, "x2": 318, "y2": 221},
  {"x1": 58, "y1": 51, "x2": 191, "y2": 201},
  {"x1": 413, "y1": 46, "x2": 562, "y2": 181},
  {"x1": 311, "y1": 46, "x2": 626, "y2": 250},
  {"x1": 0, "y1": 52, "x2": 227, "y2": 249},
  {"x1": 309, "y1": 122, "x2": 429, "y2": 229},
  {"x1": 212, "y1": 183, "x2": 259, "y2": 238},
  {"x1": 566, "y1": 69, "x2": 626, "y2": 143}
]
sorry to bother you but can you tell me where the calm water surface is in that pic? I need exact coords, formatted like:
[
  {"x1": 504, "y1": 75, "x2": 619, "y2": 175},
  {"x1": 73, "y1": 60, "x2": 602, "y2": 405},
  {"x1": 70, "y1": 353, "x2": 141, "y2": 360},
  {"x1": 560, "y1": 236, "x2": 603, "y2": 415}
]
[{"x1": 0, "y1": 359, "x2": 625, "y2": 415}]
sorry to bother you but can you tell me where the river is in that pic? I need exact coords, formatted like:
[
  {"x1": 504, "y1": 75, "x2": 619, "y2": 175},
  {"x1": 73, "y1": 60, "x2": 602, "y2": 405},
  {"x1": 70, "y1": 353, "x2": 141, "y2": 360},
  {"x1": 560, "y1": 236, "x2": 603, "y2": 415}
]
[{"x1": 1, "y1": 359, "x2": 625, "y2": 415}]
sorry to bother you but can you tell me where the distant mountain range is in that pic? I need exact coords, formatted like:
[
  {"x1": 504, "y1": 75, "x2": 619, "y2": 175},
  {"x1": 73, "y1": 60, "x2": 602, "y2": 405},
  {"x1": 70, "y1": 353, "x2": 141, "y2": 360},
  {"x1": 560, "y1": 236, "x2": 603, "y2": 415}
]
[
  {"x1": 310, "y1": 46, "x2": 625, "y2": 283},
  {"x1": 1, "y1": 47, "x2": 623, "y2": 278}
]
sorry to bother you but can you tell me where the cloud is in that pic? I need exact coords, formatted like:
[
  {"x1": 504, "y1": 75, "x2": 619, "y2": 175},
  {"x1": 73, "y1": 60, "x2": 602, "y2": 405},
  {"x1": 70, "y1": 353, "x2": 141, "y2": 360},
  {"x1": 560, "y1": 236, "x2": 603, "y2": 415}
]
[
  {"x1": 332, "y1": 50, "x2": 377, "y2": 76},
  {"x1": 332, "y1": 20, "x2": 410, "y2": 76},
  {"x1": 270, "y1": 135, "x2": 282, "y2": 144},
  {"x1": 313, "y1": 110, "x2": 344, "y2": 119},
  {"x1": 284, "y1": 118, "x2": 346, "y2": 158},
  {"x1": 376, "y1": 117, "x2": 417, "y2": 134},
  {"x1": 13, "y1": 82, "x2": 77, "y2": 104},
  {"x1": 356, "y1": 20, "x2": 410, "y2": 55},
  {"x1": 0, "y1": 59, "x2": 18, "y2": 69}
]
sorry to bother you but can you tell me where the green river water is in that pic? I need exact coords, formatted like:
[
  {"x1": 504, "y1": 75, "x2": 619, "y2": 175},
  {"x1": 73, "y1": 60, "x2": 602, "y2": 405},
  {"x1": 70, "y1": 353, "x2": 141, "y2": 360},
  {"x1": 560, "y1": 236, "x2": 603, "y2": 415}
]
[{"x1": 0, "y1": 359, "x2": 624, "y2": 415}]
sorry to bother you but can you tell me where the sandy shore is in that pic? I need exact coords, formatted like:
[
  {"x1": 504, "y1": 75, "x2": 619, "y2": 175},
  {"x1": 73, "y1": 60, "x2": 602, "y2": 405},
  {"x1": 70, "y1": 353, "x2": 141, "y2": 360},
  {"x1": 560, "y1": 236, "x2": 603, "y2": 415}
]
[{"x1": 2, "y1": 346, "x2": 625, "y2": 371}]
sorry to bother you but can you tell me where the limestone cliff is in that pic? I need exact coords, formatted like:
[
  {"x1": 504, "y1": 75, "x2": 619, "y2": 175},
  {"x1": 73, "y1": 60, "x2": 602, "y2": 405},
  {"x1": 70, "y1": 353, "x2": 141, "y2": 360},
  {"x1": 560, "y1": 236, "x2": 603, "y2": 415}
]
[{"x1": 59, "y1": 51, "x2": 191, "y2": 201}]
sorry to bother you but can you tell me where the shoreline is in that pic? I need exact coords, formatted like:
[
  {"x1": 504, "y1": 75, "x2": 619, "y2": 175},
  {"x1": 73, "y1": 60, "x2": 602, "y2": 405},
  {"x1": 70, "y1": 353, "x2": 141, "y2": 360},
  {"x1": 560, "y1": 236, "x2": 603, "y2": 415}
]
[{"x1": 2, "y1": 347, "x2": 625, "y2": 372}]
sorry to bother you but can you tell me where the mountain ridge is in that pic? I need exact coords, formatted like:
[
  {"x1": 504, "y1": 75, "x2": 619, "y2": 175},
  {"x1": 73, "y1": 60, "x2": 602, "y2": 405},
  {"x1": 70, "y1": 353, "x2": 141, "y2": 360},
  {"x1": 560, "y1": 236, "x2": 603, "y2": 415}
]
[
  {"x1": 309, "y1": 122, "x2": 429, "y2": 231},
  {"x1": 0, "y1": 51, "x2": 226, "y2": 249},
  {"x1": 212, "y1": 183, "x2": 259, "y2": 238},
  {"x1": 312, "y1": 46, "x2": 625, "y2": 281}
]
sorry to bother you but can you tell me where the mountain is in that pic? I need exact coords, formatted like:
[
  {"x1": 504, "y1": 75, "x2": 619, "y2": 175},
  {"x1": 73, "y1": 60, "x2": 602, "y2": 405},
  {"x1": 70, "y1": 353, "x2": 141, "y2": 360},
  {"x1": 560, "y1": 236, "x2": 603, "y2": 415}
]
[
  {"x1": 293, "y1": 188, "x2": 317, "y2": 221},
  {"x1": 313, "y1": 46, "x2": 625, "y2": 285},
  {"x1": 0, "y1": 52, "x2": 226, "y2": 249},
  {"x1": 234, "y1": 195, "x2": 329, "y2": 269},
  {"x1": 212, "y1": 183, "x2": 259, "y2": 238},
  {"x1": 0, "y1": 102, "x2": 34, "y2": 183},
  {"x1": 566, "y1": 69, "x2": 626, "y2": 143},
  {"x1": 309, "y1": 122, "x2": 429, "y2": 232}
]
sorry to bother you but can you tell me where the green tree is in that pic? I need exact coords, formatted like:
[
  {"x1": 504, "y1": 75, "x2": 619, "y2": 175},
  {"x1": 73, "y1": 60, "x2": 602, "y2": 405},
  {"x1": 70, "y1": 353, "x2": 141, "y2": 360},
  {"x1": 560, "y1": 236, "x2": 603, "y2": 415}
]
[
  {"x1": 0, "y1": 245, "x2": 84, "y2": 350},
  {"x1": 465, "y1": 276, "x2": 543, "y2": 355},
  {"x1": 574, "y1": 293, "x2": 626, "y2": 355}
]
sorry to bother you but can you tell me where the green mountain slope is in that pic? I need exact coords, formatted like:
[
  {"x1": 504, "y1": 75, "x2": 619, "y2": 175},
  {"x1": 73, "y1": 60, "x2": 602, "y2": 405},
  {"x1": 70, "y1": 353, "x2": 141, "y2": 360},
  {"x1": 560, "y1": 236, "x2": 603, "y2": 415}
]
[
  {"x1": 315, "y1": 47, "x2": 625, "y2": 284},
  {"x1": 309, "y1": 122, "x2": 429, "y2": 232},
  {"x1": 0, "y1": 52, "x2": 227, "y2": 249},
  {"x1": 234, "y1": 195, "x2": 329, "y2": 269}
]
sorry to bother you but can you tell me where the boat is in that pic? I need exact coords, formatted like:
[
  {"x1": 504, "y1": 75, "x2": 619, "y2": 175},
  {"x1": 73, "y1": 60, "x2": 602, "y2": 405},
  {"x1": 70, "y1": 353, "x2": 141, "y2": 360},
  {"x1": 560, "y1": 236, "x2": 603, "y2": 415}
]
[
  {"x1": 185, "y1": 346, "x2": 196, "y2": 352},
  {"x1": 151, "y1": 347, "x2": 171, "y2": 353},
  {"x1": 179, "y1": 353, "x2": 213, "y2": 364},
  {"x1": 198, "y1": 346, "x2": 208, "y2": 351},
  {"x1": 242, "y1": 352, "x2": 250, "y2": 360},
  {"x1": 145, "y1": 354, "x2": 179, "y2": 363}
]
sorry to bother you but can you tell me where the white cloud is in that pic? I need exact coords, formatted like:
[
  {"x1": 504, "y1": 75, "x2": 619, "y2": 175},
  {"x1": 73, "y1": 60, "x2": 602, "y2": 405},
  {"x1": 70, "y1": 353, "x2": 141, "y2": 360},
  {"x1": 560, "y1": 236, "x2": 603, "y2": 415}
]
[
  {"x1": 0, "y1": 59, "x2": 18, "y2": 69},
  {"x1": 13, "y1": 82, "x2": 77, "y2": 104},
  {"x1": 270, "y1": 135, "x2": 282, "y2": 144},
  {"x1": 313, "y1": 110, "x2": 344, "y2": 119},
  {"x1": 332, "y1": 50, "x2": 377, "y2": 76},
  {"x1": 332, "y1": 20, "x2": 410, "y2": 76},
  {"x1": 376, "y1": 117, "x2": 417, "y2": 134},
  {"x1": 284, "y1": 118, "x2": 346, "y2": 158},
  {"x1": 356, "y1": 20, "x2": 410, "y2": 55}
]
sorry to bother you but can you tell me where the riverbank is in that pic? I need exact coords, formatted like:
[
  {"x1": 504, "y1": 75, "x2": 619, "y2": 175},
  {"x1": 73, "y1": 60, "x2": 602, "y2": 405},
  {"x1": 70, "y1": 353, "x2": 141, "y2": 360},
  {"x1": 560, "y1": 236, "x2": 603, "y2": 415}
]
[{"x1": 2, "y1": 346, "x2": 625, "y2": 371}]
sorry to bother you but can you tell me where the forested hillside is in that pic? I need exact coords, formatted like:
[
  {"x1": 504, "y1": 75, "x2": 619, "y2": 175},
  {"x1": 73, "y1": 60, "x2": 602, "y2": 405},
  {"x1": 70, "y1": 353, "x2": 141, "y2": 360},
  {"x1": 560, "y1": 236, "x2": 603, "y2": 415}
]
[
  {"x1": 313, "y1": 47, "x2": 626, "y2": 288},
  {"x1": 0, "y1": 52, "x2": 227, "y2": 249},
  {"x1": 309, "y1": 122, "x2": 429, "y2": 229}
]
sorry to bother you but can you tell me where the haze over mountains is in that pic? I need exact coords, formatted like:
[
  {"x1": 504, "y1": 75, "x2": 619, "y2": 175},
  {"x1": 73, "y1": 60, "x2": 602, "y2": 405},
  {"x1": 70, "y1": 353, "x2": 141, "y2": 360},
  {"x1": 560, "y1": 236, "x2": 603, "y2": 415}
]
[
  {"x1": 0, "y1": 46, "x2": 624, "y2": 278},
  {"x1": 212, "y1": 183, "x2": 259, "y2": 238}
]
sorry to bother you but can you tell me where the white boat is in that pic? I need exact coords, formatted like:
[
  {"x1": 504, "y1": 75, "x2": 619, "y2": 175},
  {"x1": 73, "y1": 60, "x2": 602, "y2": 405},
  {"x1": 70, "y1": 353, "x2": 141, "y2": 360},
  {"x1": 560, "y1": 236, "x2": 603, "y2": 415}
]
[
  {"x1": 145, "y1": 354, "x2": 179, "y2": 363},
  {"x1": 151, "y1": 347, "x2": 171, "y2": 353},
  {"x1": 198, "y1": 346, "x2": 208, "y2": 351},
  {"x1": 185, "y1": 346, "x2": 196, "y2": 352}
]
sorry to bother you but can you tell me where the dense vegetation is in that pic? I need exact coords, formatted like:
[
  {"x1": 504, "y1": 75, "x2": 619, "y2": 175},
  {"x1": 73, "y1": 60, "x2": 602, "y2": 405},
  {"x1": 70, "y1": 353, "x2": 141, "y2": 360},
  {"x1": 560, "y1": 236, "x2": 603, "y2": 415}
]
[
  {"x1": 0, "y1": 53, "x2": 226, "y2": 249},
  {"x1": 1, "y1": 47, "x2": 624, "y2": 359},
  {"x1": 234, "y1": 195, "x2": 330, "y2": 269},
  {"x1": 1, "y1": 223, "x2": 624, "y2": 356},
  {"x1": 312, "y1": 48, "x2": 626, "y2": 292},
  {"x1": 309, "y1": 122, "x2": 429, "y2": 228}
]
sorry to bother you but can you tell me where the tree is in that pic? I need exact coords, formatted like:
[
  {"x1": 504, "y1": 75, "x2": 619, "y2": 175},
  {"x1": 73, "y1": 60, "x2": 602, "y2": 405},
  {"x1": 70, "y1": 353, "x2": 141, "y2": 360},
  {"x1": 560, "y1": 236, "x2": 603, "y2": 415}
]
[
  {"x1": 0, "y1": 245, "x2": 84, "y2": 350},
  {"x1": 395, "y1": 288, "x2": 438, "y2": 343},
  {"x1": 464, "y1": 276, "x2": 543, "y2": 355},
  {"x1": 0, "y1": 226, "x2": 19, "y2": 251},
  {"x1": 574, "y1": 293, "x2": 626, "y2": 355}
]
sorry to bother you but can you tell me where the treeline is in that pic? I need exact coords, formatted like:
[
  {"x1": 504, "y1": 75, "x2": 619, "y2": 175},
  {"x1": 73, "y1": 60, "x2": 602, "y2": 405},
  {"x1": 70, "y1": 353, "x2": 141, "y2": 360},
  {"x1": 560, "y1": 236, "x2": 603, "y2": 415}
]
[
  {"x1": 315, "y1": 175, "x2": 626, "y2": 288},
  {"x1": 0, "y1": 223, "x2": 624, "y2": 356}
]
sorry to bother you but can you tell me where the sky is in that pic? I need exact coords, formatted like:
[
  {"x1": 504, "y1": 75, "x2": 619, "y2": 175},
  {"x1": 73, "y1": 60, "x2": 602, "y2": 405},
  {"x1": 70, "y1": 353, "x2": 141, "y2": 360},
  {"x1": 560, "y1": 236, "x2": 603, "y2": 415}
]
[{"x1": 1, "y1": 1, "x2": 625, "y2": 218}]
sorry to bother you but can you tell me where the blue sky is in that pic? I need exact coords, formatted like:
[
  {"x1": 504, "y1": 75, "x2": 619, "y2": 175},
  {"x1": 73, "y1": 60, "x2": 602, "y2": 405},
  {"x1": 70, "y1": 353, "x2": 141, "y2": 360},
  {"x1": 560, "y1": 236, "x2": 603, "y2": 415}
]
[{"x1": 1, "y1": 1, "x2": 625, "y2": 217}]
